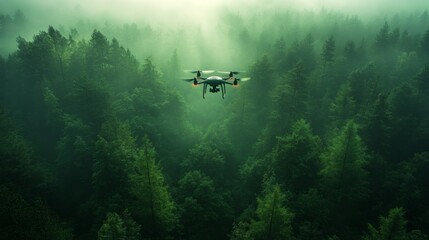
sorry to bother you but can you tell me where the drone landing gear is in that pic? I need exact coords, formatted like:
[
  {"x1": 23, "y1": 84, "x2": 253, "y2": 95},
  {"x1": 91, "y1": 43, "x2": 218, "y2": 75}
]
[{"x1": 202, "y1": 84, "x2": 226, "y2": 99}]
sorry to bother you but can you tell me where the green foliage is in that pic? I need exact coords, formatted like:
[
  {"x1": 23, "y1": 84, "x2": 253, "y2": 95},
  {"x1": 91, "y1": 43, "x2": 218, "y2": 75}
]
[
  {"x1": 177, "y1": 170, "x2": 233, "y2": 240},
  {"x1": 416, "y1": 63, "x2": 429, "y2": 96},
  {"x1": 0, "y1": 111, "x2": 42, "y2": 194},
  {"x1": 97, "y1": 211, "x2": 141, "y2": 240},
  {"x1": 1, "y1": 8, "x2": 429, "y2": 240},
  {"x1": 320, "y1": 121, "x2": 368, "y2": 200},
  {"x1": 420, "y1": 27, "x2": 429, "y2": 59},
  {"x1": 322, "y1": 36, "x2": 336, "y2": 66},
  {"x1": 251, "y1": 183, "x2": 294, "y2": 240},
  {"x1": 286, "y1": 34, "x2": 316, "y2": 72},
  {"x1": 182, "y1": 142, "x2": 225, "y2": 181},
  {"x1": 0, "y1": 186, "x2": 73, "y2": 240},
  {"x1": 283, "y1": 60, "x2": 308, "y2": 121},
  {"x1": 233, "y1": 179, "x2": 294, "y2": 240},
  {"x1": 348, "y1": 62, "x2": 379, "y2": 108},
  {"x1": 361, "y1": 93, "x2": 391, "y2": 156},
  {"x1": 98, "y1": 212, "x2": 126, "y2": 240},
  {"x1": 320, "y1": 121, "x2": 368, "y2": 236},
  {"x1": 273, "y1": 119, "x2": 321, "y2": 192},
  {"x1": 131, "y1": 136, "x2": 180, "y2": 239},
  {"x1": 329, "y1": 83, "x2": 356, "y2": 126},
  {"x1": 375, "y1": 22, "x2": 391, "y2": 52},
  {"x1": 92, "y1": 121, "x2": 135, "y2": 201},
  {"x1": 361, "y1": 207, "x2": 426, "y2": 240}
]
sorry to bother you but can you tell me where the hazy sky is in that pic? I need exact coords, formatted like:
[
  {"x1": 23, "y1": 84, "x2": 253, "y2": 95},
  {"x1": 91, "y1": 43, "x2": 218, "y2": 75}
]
[{"x1": 2, "y1": 0, "x2": 429, "y2": 26}]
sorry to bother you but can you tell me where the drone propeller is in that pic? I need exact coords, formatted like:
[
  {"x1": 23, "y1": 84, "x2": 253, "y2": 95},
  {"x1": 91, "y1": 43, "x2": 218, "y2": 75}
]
[
  {"x1": 183, "y1": 70, "x2": 214, "y2": 74},
  {"x1": 218, "y1": 71, "x2": 244, "y2": 74},
  {"x1": 219, "y1": 71, "x2": 245, "y2": 76},
  {"x1": 236, "y1": 77, "x2": 251, "y2": 82},
  {"x1": 181, "y1": 78, "x2": 196, "y2": 82}
]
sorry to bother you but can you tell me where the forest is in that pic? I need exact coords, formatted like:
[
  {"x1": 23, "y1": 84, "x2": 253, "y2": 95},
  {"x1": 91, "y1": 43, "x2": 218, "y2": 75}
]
[{"x1": 1, "y1": 1, "x2": 429, "y2": 239}]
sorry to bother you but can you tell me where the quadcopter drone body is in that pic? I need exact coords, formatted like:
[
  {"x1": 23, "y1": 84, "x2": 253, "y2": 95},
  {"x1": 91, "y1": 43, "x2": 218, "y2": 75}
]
[{"x1": 182, "y1": 70, "x2": 250, "y2": 99}]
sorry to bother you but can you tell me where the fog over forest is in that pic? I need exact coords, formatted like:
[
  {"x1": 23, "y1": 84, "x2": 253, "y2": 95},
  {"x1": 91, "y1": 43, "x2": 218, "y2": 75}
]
[{"x1": 1, "y1": 0, "x2": 429, "y2": 239}]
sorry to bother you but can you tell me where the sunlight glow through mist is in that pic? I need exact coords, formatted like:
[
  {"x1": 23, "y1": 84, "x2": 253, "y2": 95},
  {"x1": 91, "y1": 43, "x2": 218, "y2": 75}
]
[{"x1": 2, "y1": 0, "x2": 429, "y2": 26}]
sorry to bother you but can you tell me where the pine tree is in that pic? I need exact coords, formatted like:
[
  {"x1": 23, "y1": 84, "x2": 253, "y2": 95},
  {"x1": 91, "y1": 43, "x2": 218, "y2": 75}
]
[
  {"x1": 320, "y1": 121, "x2": 368, "y2": 236},
  {"x1": 420, "y1": 27, "x2": 429, "y2": 59},
  {"x1": 272, "y1": 37, "x2": 287, "y2": 75},
  {"x1": 98, "y1": 212, "x2": 126, "y2": 240},
  {"x1": 247, "y1": 178, "x2": 294, "y2": 240},
  {"x1": 131, "y1": 136, "x2": 179, "y2": 239},
  {"x1": 87, "y1": 30, "x2": 110, "y2": 79},
  {"x1": 375, "y1": 22, "x2": 390, "y2": 52},
  {"x1": 48, "y1": 26, "x2": 68, "y2": 86},
  {"x1": 329, "y1": 83, "x2": 356, "y2": 127},
  {"x1": 348, "y1": 62, "x2": 379, "y2": 110},
  {"x1": 273, "y1": 119, "x2": 321, "y2": 192},
  {"x1": 322, "y1": 35, "x2": 336, "y2": 67},
  {"x1": 361, "y1": 93, "x2": 391, "y2": 156},
  {"x1": 363, "y1": 207, "x2": 408, "y2": 240},
  {"x1": 344, "y1": 40, "x2": 357, "y2": 61},
  {"x1": 416, "y1": 63, "x2": 429, "y2": 97},
  {"x1": 177, "y1": 170, "x2": 232, "y2": 240},
  {"x1": 272, "y1": 60, "x2": 308, "y2": 129}
]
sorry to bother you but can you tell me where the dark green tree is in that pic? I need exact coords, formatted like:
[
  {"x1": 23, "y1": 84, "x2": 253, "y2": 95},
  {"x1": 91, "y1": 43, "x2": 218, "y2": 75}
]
[
  {"x1": 320, "y1": 121, "x2": 368, "y2": 236},
  {"x1": 272, "y1": 119, "x2": 321, "y2": 192},
  {"x1": 91, "y1": 121, "x2": 135, "y2": 216},
  {"x1": 272, "y1": 37, "x2": 288, "y2": 75},
  {"x1": 48, "y1": 26, "x2": 68, "y2": 88},
  {"x1": 388, "y1": 82, "x2": 421, "y2": 161},
  {"x1": 0, "y1": 186, "x2": 73, "y2": 240},
  {"x1": 87, "y1": 30, "x2": 110, "y2": 79},
  {"x1": 415, "y1": 63, "x2": 429, "y2": 97},
  {"x1": 322, "y1": 35, "x2": 336, "y2": 67},
  {"x1": 232, "y1": 177, "x2": 294, "y2": 240},
  {"x1": 420, "y1": 27, "x2": 429, "y2": 59},
  {"x1": 363, "y1": 207, "x2": 408, "y2": 240},
  {"x1": 286, "y1": 33, "x2": 316, "y2": 72},
  {"x1": 285, "y1": 60, "x2": 308, "y2": 121},
  {"x1": 361, "y1": 93, "x2": 391, "y2": 157},
  {"x1": 344, "y1": 40, "x2": 357, "y2": 61},
  {"x1": 97, "y1": 211, "x2": 141, "y2": 240},
  {"x1": 329, "y1": 83, "x2": 356, "y2": 127},
  {"x1": 177, "y1": 170, "x2": 232, "y2": 240},
  {"x1": 181, "y1": 141, "x2": 225, "y2": 183},
  {"x1": 98, "y1": 212, "x2": 126, "y2": 240},
  {"x1": 375, "y1": 22, "x2": 390, "y2": 52},
  {"x1": 130, "y1": 136, "x2": 179, "y2": 239},
  {"x1": 348, "y1": 62, "x2": 379, "y2": 110},
  {"x1": 270, "y1": 60, "x2": 308, "y2": 133}
]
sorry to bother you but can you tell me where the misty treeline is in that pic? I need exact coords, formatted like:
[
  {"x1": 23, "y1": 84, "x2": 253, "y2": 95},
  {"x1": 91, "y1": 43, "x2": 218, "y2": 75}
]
[{"x1": 1, "y1": 8, "x2": 429, "y2": 240}]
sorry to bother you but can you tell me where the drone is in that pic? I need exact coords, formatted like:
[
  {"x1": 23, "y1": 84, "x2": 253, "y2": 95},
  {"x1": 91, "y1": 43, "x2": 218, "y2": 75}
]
[{"x1": 182, "y1": 70, "x2": 250, "y2": 99}]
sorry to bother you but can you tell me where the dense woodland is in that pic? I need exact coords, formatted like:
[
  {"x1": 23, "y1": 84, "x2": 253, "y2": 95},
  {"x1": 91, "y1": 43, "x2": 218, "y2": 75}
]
[{"x1": 1, "y1": 7, "x2": 429, "y2": 240}]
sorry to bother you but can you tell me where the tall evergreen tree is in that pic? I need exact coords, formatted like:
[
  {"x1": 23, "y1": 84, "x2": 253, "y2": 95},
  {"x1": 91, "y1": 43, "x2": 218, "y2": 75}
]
[
  {"x1": 420, "y1": 27, "x2": 429, "y2": 60},
  {"x1": 177, "y1": 170, "x2": 232, "y2": 240},
  {"x1": 232, "y1": 177, "x2": 294, "y2": 240},
  {"x1": 98, "y1": 211, "x2": 141, "y2": 240},
  {"x1": 87, "y1": 30, "x2": 110, "y2": 79},
  {"x1": 273, "y1": 119, "x2": 321, "y2": 192},
  {"x1": 329, "y1": 83, "x2": 356, "y2": 127},
  {"x1": 98, "y1": 212, "x2": 126, "y2": 240},
  {"x1": 322, "y1": 35, "x2": 336, "y2": 67},
  {"x1": 131, "y1": 136, "x2": 180, "y2": 240},
  {"x1": 363, "y1": 207, "x2": 408, "y2": 240},
  {"x1": 375, "y1": 22, "x2": 390, "y2": 52},
  {"x1": 320, "y1": 121, "x2": 368, "y2": 236}
]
